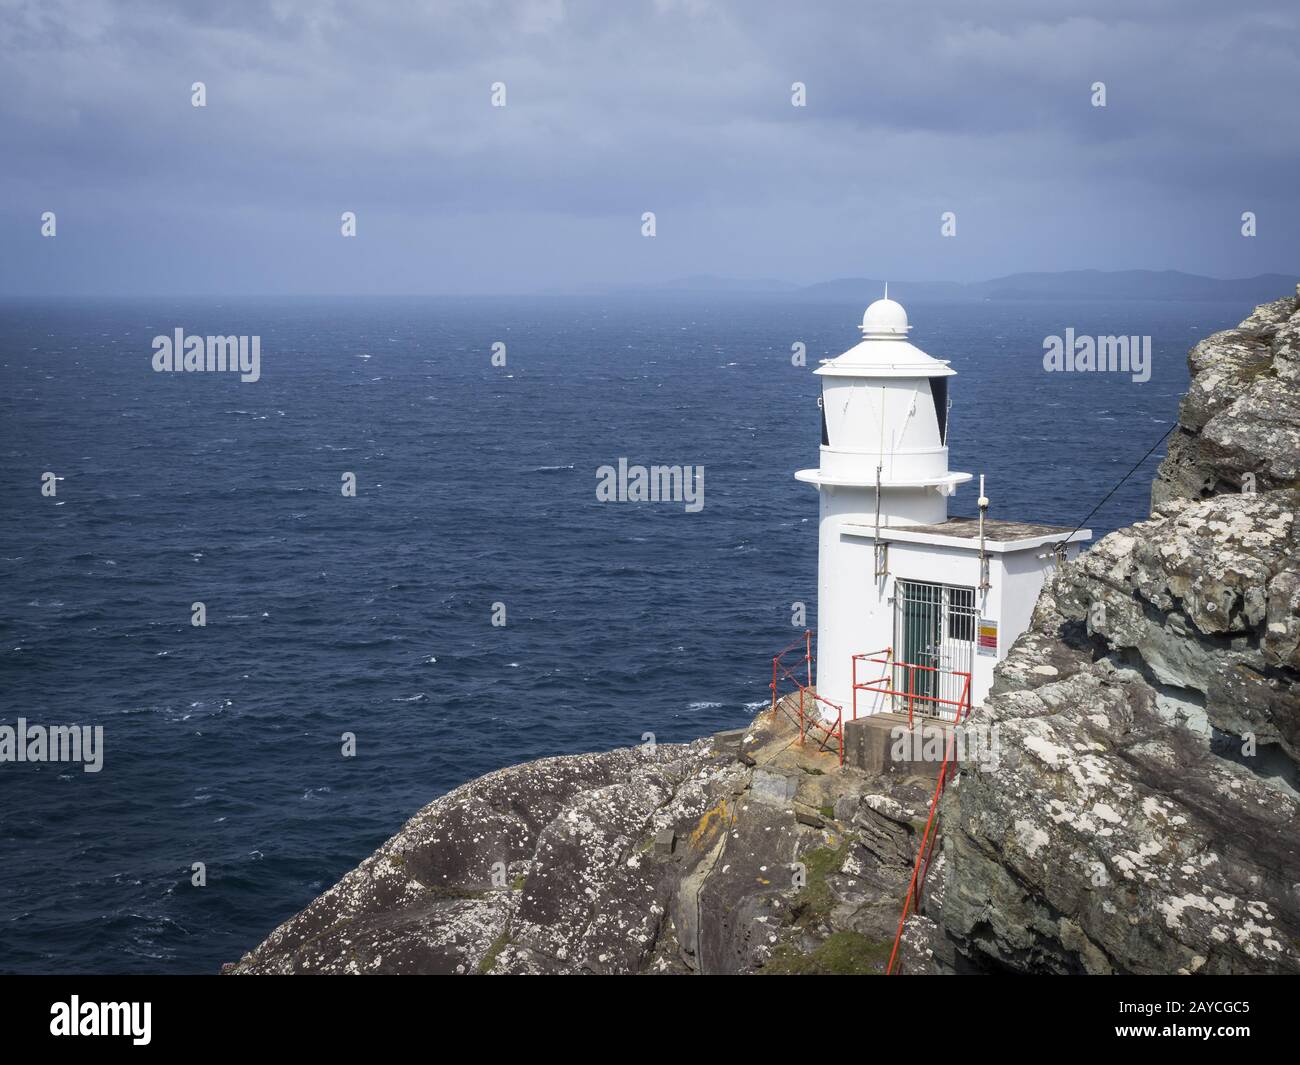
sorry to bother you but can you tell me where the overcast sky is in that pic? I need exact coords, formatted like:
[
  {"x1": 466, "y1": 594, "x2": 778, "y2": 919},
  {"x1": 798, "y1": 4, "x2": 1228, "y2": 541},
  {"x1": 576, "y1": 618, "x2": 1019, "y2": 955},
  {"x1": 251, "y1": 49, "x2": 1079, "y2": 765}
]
[{"x1": 2, "y1": 0, "x2": 1297, "y2": 295}]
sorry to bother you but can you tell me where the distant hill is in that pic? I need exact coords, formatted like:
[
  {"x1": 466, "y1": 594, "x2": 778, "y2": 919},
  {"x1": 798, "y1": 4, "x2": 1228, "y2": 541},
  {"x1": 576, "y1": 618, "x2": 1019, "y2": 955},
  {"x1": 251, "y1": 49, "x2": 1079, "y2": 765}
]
[
  {"x1": 971, "y1": 270, "x2": 1298, "y2": 302},
  {"x1": 795, "y1": 278, "x2": 971, "y2": 302},
  {"x1": 645, "y1": 270, "x2": 1297, "y2": 304}
]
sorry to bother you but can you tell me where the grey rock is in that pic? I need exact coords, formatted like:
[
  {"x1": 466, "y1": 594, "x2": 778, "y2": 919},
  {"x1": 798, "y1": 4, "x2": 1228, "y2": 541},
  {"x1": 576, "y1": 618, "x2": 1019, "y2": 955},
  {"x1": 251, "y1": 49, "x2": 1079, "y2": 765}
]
[
  {"x1": 794, "y1": 806, "x2": 825, "y2": 828},
  {"x1": 944, "y1": 288, "x2": 1300, "y2": 975},
  {"x1": 750, "y1": 766, "x2": 800, "y2": 806},
  {"x1": 1153, "y1": 287, "x2": 1300, "y2": 506},
  {"x1": 230, "y1": 708, "x2": 926, "y2": 975},
  {"x1": 229, "y1": 741, "x2": 723, "y2": 974}
]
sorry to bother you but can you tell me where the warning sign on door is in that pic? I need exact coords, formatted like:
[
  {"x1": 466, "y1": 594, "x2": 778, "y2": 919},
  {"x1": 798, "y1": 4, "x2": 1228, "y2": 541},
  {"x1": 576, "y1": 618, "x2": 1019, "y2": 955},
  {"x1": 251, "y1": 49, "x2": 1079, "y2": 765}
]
[{"x1": 977, "y1": 619, "x2": 998, "y2": 656}]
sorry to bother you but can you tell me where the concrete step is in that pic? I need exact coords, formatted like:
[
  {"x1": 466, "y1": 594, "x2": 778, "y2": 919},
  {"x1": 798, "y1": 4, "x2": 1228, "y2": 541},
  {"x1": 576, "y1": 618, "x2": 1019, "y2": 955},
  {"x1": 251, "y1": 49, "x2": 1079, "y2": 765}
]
[{"x1": 843, "y1": 712, "x2": 956, "y2": 778}]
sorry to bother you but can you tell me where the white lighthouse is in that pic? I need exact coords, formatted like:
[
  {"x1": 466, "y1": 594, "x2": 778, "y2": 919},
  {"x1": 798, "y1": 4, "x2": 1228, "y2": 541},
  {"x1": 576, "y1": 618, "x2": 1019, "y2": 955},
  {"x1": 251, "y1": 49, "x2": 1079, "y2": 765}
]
[{"x1": 796, "y1": 295, "x2": 1091, "y2": 726}]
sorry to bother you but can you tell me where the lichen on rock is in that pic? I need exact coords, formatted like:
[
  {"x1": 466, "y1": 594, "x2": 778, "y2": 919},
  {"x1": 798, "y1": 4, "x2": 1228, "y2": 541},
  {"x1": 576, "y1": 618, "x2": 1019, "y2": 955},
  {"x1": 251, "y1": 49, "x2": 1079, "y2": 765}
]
[
  {"x1": 940, "y1": 286, "x2": 1300, "y2": 975},
  {"x1": 229, "y1": 704, "x2": 941, "y2": 974}
]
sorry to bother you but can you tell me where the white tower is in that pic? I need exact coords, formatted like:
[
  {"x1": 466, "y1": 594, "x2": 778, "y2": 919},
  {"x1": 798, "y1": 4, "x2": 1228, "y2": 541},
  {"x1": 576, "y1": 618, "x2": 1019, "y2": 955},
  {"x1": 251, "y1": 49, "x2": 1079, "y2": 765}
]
[{"x1": 796, "y1": 296, "x2": 971, "y2": 718}]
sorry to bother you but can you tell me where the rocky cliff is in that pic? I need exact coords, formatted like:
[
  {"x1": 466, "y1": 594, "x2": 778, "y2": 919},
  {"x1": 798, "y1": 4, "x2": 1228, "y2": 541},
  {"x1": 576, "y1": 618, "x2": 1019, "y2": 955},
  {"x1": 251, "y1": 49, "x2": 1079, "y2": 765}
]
[
  {"x1": 228, "y1": 705, "x2": 949, "y2": 974},
  {"x1": 232, "y1": 289, "x2": 1300, "y2": 975},
  {"x1": 937, "y1": 287, "x2": 1300, "y2": 974}
]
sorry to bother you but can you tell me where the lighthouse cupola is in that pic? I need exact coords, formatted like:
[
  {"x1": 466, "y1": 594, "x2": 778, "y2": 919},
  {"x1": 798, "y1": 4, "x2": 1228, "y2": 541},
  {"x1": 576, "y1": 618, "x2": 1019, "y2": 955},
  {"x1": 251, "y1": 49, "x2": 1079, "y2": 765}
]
[{"x1": 860, "y1": 295, "x2": 911, "y2": 337}]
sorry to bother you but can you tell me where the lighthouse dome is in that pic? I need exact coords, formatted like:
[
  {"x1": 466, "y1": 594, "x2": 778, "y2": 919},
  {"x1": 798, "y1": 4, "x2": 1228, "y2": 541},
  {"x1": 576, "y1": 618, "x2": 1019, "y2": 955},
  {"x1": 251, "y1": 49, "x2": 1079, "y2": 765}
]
[
  {"x1": 817, "y1": 297, "x2": 951, "y2": 379},
  {"x1": 861, "y1": 297, "x2": 909, "y2": 338}
]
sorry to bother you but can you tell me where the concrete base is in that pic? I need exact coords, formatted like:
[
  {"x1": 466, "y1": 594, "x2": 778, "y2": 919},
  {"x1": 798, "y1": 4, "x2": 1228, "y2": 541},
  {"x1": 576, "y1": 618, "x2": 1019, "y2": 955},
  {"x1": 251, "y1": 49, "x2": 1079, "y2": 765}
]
[{"x1": 843, "y1": 712, "x2": 955, "y2": 779}]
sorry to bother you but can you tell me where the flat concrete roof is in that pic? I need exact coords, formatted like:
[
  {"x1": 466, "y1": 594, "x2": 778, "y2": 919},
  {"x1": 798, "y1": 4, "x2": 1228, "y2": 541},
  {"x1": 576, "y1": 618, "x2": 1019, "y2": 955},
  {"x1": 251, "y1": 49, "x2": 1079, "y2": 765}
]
[
  {"x1": 841, "y1": 515, "x2": 1091, "y2": 553},
  {"x1": 895, "y1": 516, "x2": 1077, "y2": 541}
]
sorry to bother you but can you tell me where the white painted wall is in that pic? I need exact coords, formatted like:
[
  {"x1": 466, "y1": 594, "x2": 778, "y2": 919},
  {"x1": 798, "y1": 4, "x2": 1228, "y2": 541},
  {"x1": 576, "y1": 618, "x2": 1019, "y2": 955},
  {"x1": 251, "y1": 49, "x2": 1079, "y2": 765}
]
[
  {"x1": 812, "y1": 531, "x2": 1086, "y2": 722},
  {"x1": 820, "y1": 377, "x2": 948, "y2": 483},
  {"x1": 1000, "y1": 544, "x2": 1073, "y2": 643}
]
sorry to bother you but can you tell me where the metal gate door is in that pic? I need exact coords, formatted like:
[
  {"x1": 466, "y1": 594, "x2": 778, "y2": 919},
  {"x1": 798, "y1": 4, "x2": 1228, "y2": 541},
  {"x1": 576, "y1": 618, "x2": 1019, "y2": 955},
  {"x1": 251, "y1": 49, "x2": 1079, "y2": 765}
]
[{"x1": 894, "y1": 580, "x2": 976, "y2": 720}]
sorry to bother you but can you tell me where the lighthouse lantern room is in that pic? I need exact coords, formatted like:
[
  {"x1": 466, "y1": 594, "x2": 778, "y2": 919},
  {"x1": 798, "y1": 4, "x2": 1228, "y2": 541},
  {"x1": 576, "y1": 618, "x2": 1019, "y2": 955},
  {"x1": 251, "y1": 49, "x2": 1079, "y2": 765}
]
[{"x1": 795, "y1": 295, "x2": 1091, "y2": 724}]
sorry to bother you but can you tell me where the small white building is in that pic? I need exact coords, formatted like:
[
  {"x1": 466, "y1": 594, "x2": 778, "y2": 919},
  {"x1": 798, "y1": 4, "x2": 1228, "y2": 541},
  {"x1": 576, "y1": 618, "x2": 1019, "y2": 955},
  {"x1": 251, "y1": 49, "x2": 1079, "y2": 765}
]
[{"x1": 795, "y1": 296, "x2": 1090, "y2": 724}]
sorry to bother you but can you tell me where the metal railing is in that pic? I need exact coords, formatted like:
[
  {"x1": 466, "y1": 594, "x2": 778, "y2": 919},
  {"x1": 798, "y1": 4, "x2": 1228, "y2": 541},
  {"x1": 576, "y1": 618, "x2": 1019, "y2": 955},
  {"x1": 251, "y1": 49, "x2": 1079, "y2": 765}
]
[
  {"x1": 881, "y1": 659, "x2": 974, "y2": 975},
  {"x1": 852, "y1": 647, "x2": 972, "y2": 726},
  {"x1": 764, "y1": 635, "x2": 975, "y2": 972},
  {"x1": 769, "y1": 630, "x2": 845, "y2": 766}
]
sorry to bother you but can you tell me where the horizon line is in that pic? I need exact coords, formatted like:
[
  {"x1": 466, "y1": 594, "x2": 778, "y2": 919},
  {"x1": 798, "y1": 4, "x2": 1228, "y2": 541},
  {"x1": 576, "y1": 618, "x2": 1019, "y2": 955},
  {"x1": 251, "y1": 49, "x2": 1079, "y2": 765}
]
[{"x1": 1, "y1": 267, "x2": 1295, "y2": 302}]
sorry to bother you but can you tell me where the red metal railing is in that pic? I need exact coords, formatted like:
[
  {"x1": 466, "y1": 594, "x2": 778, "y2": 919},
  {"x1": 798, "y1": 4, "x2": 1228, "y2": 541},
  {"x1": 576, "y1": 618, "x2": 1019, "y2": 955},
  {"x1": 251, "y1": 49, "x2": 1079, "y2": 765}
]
[
  {"x1": 884, "y1": 673, "x2": 974, "y2": 975},
  {"x1": 769, "y1": 629, "x2": 845, "y2": 766},
  {"x1": 767, "y1": 633, "x2": 977, "y2": 971},
  {"x1": 852, "y1": 648, "x2": 972, "y2": 727},
  {"x1": 766, "y1": 635, "x2": 975, "y2": 971}
]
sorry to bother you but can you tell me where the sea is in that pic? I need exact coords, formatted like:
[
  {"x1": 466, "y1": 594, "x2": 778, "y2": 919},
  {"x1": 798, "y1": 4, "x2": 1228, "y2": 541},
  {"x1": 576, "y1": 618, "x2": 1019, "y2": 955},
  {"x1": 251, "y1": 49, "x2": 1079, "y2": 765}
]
[{"x1": 0, "y1": 294, "x2": 1246, "y2": 973}]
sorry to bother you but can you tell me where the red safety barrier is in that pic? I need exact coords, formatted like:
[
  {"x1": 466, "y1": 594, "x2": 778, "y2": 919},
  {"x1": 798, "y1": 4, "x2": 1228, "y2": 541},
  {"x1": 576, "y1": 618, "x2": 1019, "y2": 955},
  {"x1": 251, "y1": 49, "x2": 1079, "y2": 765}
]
[
  {"x1": 769, "y1": 630, "x2": 845, "y2": 766},
  {"x1": 770, "y1": 634, "x2": 974, "y2": 970},
  {"x1": 884, "y1": 673, "x2": 973, "y2": 975},
  {"x1": 852, "y1": 649, "x2": 972, "y2": 726}
]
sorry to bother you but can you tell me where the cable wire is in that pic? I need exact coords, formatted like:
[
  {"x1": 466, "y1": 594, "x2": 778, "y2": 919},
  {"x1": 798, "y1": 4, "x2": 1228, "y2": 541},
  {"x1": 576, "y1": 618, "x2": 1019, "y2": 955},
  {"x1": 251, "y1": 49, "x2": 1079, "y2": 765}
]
[{"x1": 1055, "y1": 420, "x2": 1181, "y2": 547}]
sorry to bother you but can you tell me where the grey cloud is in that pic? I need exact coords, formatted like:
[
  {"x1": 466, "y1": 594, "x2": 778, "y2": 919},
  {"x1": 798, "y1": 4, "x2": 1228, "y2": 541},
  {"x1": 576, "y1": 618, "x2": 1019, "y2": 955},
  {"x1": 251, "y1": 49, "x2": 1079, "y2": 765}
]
[{"x1": 1, "y1": 0, "x2": 1296, "y2": 294}]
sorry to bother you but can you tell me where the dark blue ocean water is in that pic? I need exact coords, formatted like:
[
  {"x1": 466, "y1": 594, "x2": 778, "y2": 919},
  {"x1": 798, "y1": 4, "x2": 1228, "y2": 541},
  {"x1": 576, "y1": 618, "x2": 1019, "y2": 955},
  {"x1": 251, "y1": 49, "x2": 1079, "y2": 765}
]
[{"x1": 0, "y1": 295, "x2": 1242, "y2": 973}]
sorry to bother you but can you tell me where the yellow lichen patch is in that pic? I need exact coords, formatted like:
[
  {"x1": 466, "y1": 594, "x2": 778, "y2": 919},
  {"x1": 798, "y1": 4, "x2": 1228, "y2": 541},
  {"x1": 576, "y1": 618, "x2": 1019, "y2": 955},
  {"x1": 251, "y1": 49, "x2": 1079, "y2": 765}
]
[{"x1": 689, "y1": 799, "x2": 733, "y2": 849}]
